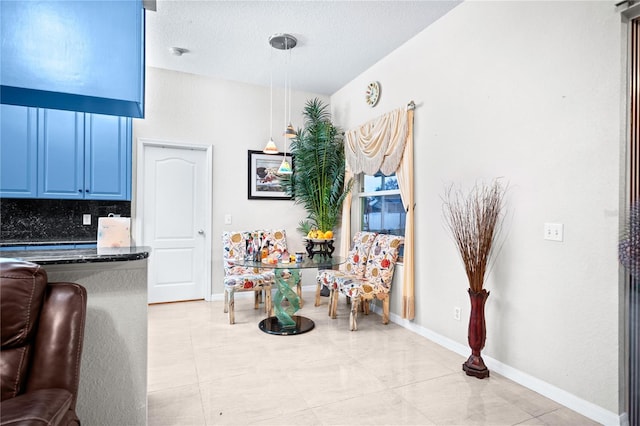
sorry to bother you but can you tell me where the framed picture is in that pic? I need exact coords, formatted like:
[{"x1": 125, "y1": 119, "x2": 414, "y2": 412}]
[{"x1": 247, "y1": 150, "x2": 293, "y2": 200}]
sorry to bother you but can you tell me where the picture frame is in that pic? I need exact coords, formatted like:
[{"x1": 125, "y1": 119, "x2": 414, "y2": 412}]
[{"x1": 247, "y1": 150, "x2": 293, "y2": 200}]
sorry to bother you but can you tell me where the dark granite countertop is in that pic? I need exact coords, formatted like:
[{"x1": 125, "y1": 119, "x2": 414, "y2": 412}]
[
  {"x1": 0, "y1": 240, "x2": 97, "y2": 247},
  {"x1": 0, "y1": 246, "x2": 151, "y2": 265}
]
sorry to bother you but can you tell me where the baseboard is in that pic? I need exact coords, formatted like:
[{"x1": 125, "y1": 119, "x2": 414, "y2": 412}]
[{"x1": 370, "y1": 305, "x2": 624, "y2": 426}]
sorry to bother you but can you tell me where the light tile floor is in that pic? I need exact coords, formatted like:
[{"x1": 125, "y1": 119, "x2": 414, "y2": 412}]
[{"x1": 148, "y1": 289, "x2": 600, "y2": 426}]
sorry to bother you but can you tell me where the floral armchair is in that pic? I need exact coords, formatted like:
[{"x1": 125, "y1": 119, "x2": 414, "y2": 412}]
[
  {"x1": 222, "y1": 229, "x2": 299, "y2": 324},
  {"x1": 315, "y1": 231, "x2": 378, "y2": 317},
  {"x1": 339, "y1": 233, "x2": 404, "y2": 331}
]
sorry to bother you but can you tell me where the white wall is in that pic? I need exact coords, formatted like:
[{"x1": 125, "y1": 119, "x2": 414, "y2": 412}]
[
  {"x1": 331, "y1": 0, "x2": 623, "y2": 421},
  {"x1": 133, "y1": 67, "x2": 329, "y2": 294}
]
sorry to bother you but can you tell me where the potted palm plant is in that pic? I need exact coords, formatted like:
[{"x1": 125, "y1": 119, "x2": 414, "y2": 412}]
[{"x1": 282, "y1": 98, "x2": 353, "y2": 243}]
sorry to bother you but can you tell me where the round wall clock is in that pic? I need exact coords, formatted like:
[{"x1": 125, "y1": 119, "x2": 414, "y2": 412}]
[{"x1": 365, "y1": 81, "x2": 380, "y2": 107}]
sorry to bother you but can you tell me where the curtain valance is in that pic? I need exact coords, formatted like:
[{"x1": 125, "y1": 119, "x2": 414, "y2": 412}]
[{"x1": 344, "y1": 107, "x2": 408, "y2": 175}]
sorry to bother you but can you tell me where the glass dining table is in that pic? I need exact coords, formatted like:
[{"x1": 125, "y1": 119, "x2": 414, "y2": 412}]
[{"x1": 233, "y1": 255, "x2": 345, "y2": 335}]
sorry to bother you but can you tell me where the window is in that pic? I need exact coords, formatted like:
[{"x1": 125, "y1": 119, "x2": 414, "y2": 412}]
[{"x1": 359, "y1": 172, "x2": 406, "y2": 237}]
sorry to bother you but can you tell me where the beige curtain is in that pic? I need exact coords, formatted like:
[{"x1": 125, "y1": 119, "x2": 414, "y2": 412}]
[
  {"x1": 339, "y1": 163, "x2": 354, "y2": 258},
  {"x1": 396, "y1": 109, "x2": 415, "y2": 320},
  {"x1": 344, "y1": 104, "x2": 415, "y2": 320}
]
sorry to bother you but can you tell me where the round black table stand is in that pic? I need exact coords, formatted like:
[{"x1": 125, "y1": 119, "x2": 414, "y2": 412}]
[{"x1": 259, "y1": 315, "x2": 315, "y2": 335}]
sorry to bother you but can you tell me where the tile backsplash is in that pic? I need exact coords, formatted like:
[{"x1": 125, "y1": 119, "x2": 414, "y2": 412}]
[{"x1": 0, "y1": 198, "x2": 131, "y2": 243}]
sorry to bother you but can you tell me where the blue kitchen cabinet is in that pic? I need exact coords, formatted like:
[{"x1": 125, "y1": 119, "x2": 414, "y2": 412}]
[
  {"x1": 37, "y1": 110, "x2": 131, "y2": 200},
  {"x1": 1, "y1": 0, "x2": 145, "y2": 118},
  {"x1": 38, "y1": 109, "x2": 85, "y2": 199},
  {"x1": 84, "y1": 114, "x2": 132, "y2": 200},
  {"x1": 0, "y1": 104, "x2": 38, "y2": 197}
]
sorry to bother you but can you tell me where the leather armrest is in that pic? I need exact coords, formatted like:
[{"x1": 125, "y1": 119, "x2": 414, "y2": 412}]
[{"x1": 0, "y1": 388, "x2": 72, "y2": 426}]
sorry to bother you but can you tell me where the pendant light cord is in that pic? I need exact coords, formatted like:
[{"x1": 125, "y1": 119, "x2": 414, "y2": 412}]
[
  {"x1": 283, "y1": 37, "x2": 289, "y2": 157},
  {"x1": 269, "y1": 50, "x2": 273, "y2": 140}
]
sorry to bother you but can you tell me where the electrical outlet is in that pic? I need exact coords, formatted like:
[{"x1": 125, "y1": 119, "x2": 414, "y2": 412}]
[
  {"x1": 82, "y1": 214, "x2": 91, "y2": 226},
  {"x1": 454, "y1": 307, "x2": 461, "y2": 321},
  {"x1": 544, "y1": 223, "x2": 564, "y2": 242}
]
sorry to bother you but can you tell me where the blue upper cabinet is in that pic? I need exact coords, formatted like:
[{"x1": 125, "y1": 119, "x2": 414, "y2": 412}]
[
  {"x1": 0, "y1": 104, "x2": 38, "y2": 197},
  {"x1": 0, "y1": 0, "x2": 145, "y2": 118}
]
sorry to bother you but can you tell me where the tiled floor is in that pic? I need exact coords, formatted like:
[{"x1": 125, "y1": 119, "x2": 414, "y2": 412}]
[{"x1": 147, "y1": 289, "x2": 599, "y2": 426}]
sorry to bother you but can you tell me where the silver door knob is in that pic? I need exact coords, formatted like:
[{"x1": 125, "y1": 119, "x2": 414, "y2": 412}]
[{"x1": 198, "y1": 229, "x2": 205, "y2": 235}]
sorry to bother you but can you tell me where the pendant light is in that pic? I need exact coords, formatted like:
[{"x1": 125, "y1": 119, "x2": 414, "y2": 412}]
[
  {"x1": 263, "y1": 44, "x2": 278, "y2": 154},
  {"x1": 268, "y1": 33, "x2": 297, "y2": 174}
]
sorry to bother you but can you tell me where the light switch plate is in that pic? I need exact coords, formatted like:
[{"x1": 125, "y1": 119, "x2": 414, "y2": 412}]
[
  {"x1": 224, "y1": 214, "x2": 232, "y2": 225},
  {"x1": 83, "y1": 214, "x2": 91, "y2": 225}
]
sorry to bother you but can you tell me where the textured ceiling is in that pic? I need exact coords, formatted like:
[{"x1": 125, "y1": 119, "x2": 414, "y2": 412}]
[{"x1": 145, "y1": 1, "x2": 461, "y2": 95}]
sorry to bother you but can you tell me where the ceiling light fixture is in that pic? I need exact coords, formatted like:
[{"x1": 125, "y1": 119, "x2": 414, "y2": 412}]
[
  {"x1": 268, "y1": 33, "x2": 297, "y2": 174},
  {"x1": 169, "y1": 47, "x2": 188, "y2": 56}
]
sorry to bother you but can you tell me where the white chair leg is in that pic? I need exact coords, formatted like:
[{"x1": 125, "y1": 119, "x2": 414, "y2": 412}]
[
  {"x1": 350, "y1": 297, "x2": 359, "y2": 331},
  {"x1": 228, "y1": 291, "x2": 235, "y2": 324},
  {"x1": 363, "y1": 299, "x2": 370, "y2": 315},
  {"x1": 254, "y1": 290, "x2": 260, "y2": 309},
  {"x1": 265, "y1": 285, "x2": 272, "y2": 316},
  {"x1": 382, "y1": 296, "x2": 390, "y2": 324},
  {"x1": 315, "y1": 280, "x2": 322, "y2": 307},
  {"x1": 297, "y1": 279, "x2": 304, "y2": 308},
  {"x1": 331, "y1": 289, "x2": 339, "y2": 319}
]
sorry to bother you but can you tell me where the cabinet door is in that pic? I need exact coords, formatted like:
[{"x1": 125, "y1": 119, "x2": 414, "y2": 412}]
[
  {"x1": 38, "y1": 109, "x2": 85, "y2": 199},
  {"x1": 1, "y1": 104, "x2": 38, "y2": 198},
  {"x1": 85, "y1": 114, "x2": 131, "y2": 200}
]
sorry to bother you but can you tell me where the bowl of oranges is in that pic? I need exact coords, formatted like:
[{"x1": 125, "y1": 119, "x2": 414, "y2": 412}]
[{"x1": 305, "y1": 229, "x2": 334, "y2": 242}]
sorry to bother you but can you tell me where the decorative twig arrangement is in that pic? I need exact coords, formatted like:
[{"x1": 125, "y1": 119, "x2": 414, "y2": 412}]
[
  {"x1": 620, "y1": 201, "x2": 640, "y2": 280},
  {"x1": 443, "y1": 180, "x2": 506, "y2": 292}
]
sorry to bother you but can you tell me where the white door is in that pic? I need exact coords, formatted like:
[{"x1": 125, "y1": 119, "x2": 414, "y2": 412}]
[{"x1": 139, "y1": 142, "x2": 211, "y2": 303}]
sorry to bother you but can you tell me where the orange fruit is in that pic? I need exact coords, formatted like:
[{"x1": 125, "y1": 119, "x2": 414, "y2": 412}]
[{"x1": 325, "y1": 230, "x2": 333, "y2": 239}]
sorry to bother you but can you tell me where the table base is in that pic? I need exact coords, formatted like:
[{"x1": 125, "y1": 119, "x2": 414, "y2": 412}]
[{"x1": 258, "y1": 315, "x2": 315, "y2": 335}]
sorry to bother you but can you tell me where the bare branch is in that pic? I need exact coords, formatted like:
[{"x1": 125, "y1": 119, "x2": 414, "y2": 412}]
[{"x1": 442, "y1": 179, "x2": 507, "y2": 292}]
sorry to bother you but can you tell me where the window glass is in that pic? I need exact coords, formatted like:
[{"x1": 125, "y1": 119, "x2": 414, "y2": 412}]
[
  {"x1": 360, "y1": 172, "x2": 405, "y2": 237},
  {"x1": 363, "y1": 174, "x2": 398, "y2": 192}
]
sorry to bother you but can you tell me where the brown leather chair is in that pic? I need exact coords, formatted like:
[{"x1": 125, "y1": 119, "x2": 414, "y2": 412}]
[{"x1": 1, "y1": 259, "x2": 87, "y2": 426}]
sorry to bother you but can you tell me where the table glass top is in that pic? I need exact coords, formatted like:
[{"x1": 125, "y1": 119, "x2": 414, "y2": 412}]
[{"x1": 230, "y1": 256, "x2": 345, "y2": 269}]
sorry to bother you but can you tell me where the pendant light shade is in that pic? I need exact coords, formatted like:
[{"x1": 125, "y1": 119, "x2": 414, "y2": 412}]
[
  {"x1": 277, "y1": 158, "x2": 292, "y2": 174},
  {"x1": 263, "y1": 138, "x2": 278, "y2": 154},
  {"x1": 284, "y1": 123, "x2": 296, "y2": 138}
]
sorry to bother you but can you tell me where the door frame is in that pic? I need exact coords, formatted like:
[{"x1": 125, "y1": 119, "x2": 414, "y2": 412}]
[{"x1": 135, "y1": 138, "x2": 213, "y2": 301}]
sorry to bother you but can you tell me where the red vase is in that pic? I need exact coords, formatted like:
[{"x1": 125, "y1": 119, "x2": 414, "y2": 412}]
[{"x1": 462, "y1": 288, "x2": 490, "y2": 379}]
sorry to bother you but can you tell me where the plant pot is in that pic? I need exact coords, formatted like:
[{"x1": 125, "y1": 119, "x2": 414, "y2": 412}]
[{"x1": 462, "y1": 288, "x2": 490, "y2": 379}]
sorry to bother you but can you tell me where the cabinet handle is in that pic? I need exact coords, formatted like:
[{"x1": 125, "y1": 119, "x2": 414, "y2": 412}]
[
  {"x1": 85, "y1": 189, "x2": 90, "y2": 192},
  {"x1": 78, "y1": 189, "x2": 82, "y2": 193}
]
